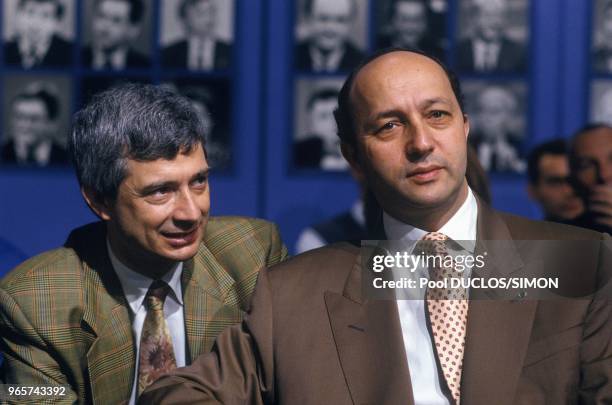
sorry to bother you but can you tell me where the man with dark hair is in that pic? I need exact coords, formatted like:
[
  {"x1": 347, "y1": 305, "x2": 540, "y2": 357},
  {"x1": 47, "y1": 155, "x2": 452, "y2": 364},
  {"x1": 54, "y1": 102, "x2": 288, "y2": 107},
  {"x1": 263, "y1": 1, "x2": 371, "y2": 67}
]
[
  {"x1": 526, "y1": 139, "x2": 583, "y2": 222},
  {"x1": 376, "y1": 0, "x2": 445, "y2": 60},
  {"x1": 568, "y1": 124, "x2": 612, "y2": 234},
  {"x1": 142, "y1": 49, "x2": 611, "y2": 404},
  {"x1": 0, "y1": 83, "x2": 287, "y2": 404},
  {"x1": 1, "y1": 82, "x2": 68, "y2": 166},
  {"x1": 456, "y1": 0, "x2": 526, "y2": 73},
  {"x1": 4, "y1": 0, "x2": 73, "y2": 68},
  {"x1": 81, "y1": 0, "x2": 150, "y2": 70},
  {"x1": 295, "y1": 0, "x2": 365, "y2": 72},
  {"x1": 162, "y1": 0, "x2": 231, "y2": 71},
  {"x1": 293, "y1": 87, "x2": 347, "y2": 170}
]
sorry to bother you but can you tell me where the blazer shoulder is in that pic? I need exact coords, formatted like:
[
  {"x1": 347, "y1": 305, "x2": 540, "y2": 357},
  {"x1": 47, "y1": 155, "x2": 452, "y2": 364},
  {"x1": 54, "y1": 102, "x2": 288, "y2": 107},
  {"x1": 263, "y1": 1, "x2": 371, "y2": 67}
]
[
  {"x1": 203, "y1": 216, "x2": 287, "y2": 269},
  {"x1": 499, "y1": 211, "x2": 604, "y2": 241},
  {"x1": 266, "y1": 242, "x2": 359, "y2": 293},
  {"x1": 0, "y1": 246, "x2": 85, "y2": 315}
]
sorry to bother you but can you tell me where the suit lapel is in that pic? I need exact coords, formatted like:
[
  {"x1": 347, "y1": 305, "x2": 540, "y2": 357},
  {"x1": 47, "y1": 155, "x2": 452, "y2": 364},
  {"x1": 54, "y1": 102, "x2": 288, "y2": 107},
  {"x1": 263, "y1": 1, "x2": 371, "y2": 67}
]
[
  {"x1": 460, "y1": 202, "x2": 537, "y2": 405},
  {"x1": 182, "y1": 243, "x2": 239, "y2": 362},
  {"x1": 71, "y1": 224, "x2": 135, "y2": 405},
  {"x1": 325, "y1": 246, "x2": 414, "y2": 405}
]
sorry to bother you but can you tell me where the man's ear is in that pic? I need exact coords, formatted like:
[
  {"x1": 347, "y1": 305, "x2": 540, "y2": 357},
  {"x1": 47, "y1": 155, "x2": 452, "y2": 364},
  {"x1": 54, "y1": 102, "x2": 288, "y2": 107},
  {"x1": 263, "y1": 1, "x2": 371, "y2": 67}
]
[
  {"x1": 341, "y1": 141, "x2": 365, "y2": 183},
  {"x1": 463, "y1": 113, "x2": 470, "y2": 140},
  {"x1": 81, "y1": 187, "x2": 112, "y2": 221}
]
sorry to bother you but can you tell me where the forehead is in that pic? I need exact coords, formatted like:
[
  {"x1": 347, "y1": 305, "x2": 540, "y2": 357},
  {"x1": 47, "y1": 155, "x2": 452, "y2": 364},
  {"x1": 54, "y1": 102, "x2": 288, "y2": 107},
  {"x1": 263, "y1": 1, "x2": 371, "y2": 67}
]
[
  {"x1": 312, "y1": 0, "x2": 352, "y2": 16},
  {"x1": 351, "y1": 52, "x2": 457, "y2": 110},
  {"x1": 539, "y1": 154, "x2": 568, "y2": 171},
  {"x1": 574, "y1": 129, "x2": 612, "y2": 155},
  {"x1": 14, "y1": 98, "x2": 47, "y2": 115},
  {"x1": 123, "y1": 145, "x2": 208, "y2": 184},
  {"x1": 21, "y1": 1, "x2": 56, "y2": 12},
  {"x1": 98, "y1": 0, "x2": 131, "y2": 16},
  {"x1": 396, "y1": 1, "x2": 426, "y2": 16}
]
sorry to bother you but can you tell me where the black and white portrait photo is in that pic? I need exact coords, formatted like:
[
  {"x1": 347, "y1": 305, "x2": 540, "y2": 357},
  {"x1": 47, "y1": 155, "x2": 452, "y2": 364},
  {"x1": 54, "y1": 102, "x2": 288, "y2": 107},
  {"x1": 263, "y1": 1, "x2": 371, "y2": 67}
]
[
  {"x1": 164, "y1": 78, "x2": 233, "y2": 171},
  {"x1": 455, "y1": 0, "x2": 529, "y2": 73},
  {"x1": 294, "y1": 0, "x2": 368, "y2": 73},
  {"x1": 592, "y1": 0, "x2": 612, "y2": 73},
  {"x1": 3, "y1": 0, "x2": 75, "y2": 69},
  {"x1": 293, "y1": 78, "x2": 347, "y2": 171},
  {"x1": 590, "y1": 80, "x2": 612, "y2": 126},
  {"x1": 1, "y1": 75, "x2": 71, "y2": 167},
  {"x1": 161, "y1": 0, "x2": 234, "y2": 71},
  {"x1": 464, "y1": 81, "x2": 528, "y2": 174},
  {"x1": 81, "y1": 0, "x2": 152, "y2": 70},
  {"x1": 375, "y1": 0, "x2": 448, "y2": 61}
]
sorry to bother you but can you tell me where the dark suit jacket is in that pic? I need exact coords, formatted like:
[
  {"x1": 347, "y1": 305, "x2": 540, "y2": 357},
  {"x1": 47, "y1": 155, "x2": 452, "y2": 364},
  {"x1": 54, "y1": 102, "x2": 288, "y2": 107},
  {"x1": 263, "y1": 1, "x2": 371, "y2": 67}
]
[
  {"x1": 161, "y1": 39, "x2": 231, "y2": 70},
  {"x1": 456, "y1": 37, "x2": 527, "y2": 73},
  {"x1": 81, "y1": 46, "x2": 150, "y2": 69},
  {"x1": 0, "y1": 217, "x2": 288, "y2": 404},
  {"x1": 4, "y1": 35, "x2": 73, "y2": 68},
  {"x1": 1, "y1": 140, "x2": 68, "y2": 166},
  {"x1": 295, "y1": 40, "x2": 364, "y2": 72},
  {"x1": 141, "y1": 202, "x2": 612, "y2": 404}
]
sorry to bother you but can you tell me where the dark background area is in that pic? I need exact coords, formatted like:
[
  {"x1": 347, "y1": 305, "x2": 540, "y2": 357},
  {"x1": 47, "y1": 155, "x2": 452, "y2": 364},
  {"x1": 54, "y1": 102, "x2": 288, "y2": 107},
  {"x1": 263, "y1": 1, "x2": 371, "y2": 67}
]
[{"x1": 0, "y1": 0, "x2": 602, "y2": 266}]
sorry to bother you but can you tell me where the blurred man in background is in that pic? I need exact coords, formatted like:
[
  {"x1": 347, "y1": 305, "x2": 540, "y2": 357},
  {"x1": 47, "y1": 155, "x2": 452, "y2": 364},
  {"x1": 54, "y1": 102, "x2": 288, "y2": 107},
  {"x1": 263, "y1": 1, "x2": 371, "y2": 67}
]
[
  {"x1": 294, "y1": 87, "x2": 348, "y2": 170},
  {"x1": 162, "y1": 0, "x2": 230, "y2": 71},
  {"x1": 456, "y1": 0, "x2": 526, "y2": 73},
  {"x1": 1, "y1": 82, "x2": 68, "y2": 166},
  {"x1": 295, "y1": 0, "x2": 364, "y2": 72},
  {"x1": 469, "y1": 85, "x2": 526, "y2": 173},
  {"x1": 377, "y1": 0, "x2": 445, "y2": 60},
  {"x1": 527, "y1": 139, "x2": 584, "y2": 222},
  {"x1": 4, "y1": 0, "x2": 72, "y2": 68},
  {"x1": 82, "y1": 0, "x2": 149, "y2": 70},
  {"x1": 568, "y1": 124, "x2": 612, "y2": 234}
]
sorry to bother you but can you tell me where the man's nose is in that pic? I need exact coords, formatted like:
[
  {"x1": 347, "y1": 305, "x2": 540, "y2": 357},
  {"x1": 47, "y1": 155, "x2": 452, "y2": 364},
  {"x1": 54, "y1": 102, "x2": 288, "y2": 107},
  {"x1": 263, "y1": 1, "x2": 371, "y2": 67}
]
[
  {"x1": 173, "y1": 190, "x2": 201, "y2": 224},
  {"x1": 405, "y1": 122, "x2": 434, "y2": 160},
  {"x1": 598, "y1": 163, "x2": 612, "y2": 185}
]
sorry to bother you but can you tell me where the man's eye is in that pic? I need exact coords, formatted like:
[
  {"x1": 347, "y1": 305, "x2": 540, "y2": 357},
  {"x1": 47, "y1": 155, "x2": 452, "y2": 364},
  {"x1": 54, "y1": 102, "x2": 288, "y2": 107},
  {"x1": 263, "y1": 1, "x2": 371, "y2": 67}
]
[
  {"x1": 377, "y1": 122, "x2": 397, "y2": 133},
  {"x1": 193, "y1": 176, "x2": 208, "y2": 188},
  {"x1": 429, "y1": 110, "x2": 448, "y2": 119},
  {"x1": 150, "y1": 188, "x2": 171, "y2": 198}
]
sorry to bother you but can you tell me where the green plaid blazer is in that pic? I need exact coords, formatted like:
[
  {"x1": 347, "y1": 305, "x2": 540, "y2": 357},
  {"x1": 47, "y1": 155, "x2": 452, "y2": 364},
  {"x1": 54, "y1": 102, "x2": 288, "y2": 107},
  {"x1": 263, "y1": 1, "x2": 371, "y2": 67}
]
[{"x1": 0, "y1": 216, "x2": 288, "y2": 404}]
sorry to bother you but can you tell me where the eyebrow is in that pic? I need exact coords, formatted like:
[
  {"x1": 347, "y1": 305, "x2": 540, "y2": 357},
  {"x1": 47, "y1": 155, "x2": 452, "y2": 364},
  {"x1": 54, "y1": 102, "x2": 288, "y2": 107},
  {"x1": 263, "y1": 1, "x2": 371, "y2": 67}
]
[
  {"x1": 369, "y1": 98, "x2": 454, "y2": 121},
  {"x1": 139, "y1": 168, "x2": 209, "y2": 195}
]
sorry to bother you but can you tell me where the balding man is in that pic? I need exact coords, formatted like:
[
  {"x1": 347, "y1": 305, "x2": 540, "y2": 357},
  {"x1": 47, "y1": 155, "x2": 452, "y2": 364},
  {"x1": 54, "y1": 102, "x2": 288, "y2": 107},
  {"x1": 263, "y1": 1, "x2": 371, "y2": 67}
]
[
  {"x1": 141, "y1": 50, "x2": 611, "y2": 405},
  {"x1": 456, "y1": 0, "x2": 526, "y2": 73}
]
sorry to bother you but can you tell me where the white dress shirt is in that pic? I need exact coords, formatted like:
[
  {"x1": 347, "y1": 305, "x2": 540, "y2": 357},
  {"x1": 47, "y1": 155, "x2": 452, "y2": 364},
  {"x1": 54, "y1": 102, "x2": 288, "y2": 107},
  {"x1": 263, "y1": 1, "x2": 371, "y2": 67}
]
[
  {"x1": 107, "y1": 242, "x2": 187, "y2": 405},
  {"x1": 309, "y1": 44, "x2": 344, "y2": 72},
  {"x1": 473, "y1": 38, "x2": 501, "y2": 71},
  {"x1": 383, "y1": 188, "x2": 478, "y2": 405},
  {"x1": 93, "y1": 47, "x2": 128, "y2": 70},
  {"x1": 188, "y1": 36, "x2": 214, "y2": 71}
]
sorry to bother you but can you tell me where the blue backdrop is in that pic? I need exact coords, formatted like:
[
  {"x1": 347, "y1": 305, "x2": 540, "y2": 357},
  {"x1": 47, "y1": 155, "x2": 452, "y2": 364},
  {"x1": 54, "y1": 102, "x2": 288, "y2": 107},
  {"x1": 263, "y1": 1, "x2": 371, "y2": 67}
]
[{"x1": 0, "y1": 0, "x2": 599, "y2": 273}]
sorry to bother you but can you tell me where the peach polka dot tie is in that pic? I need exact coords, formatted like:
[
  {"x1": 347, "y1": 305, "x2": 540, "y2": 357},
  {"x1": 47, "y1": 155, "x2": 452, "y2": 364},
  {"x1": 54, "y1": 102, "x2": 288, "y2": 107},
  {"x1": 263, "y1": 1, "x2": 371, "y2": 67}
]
[
  {"x1": 418, "y1": 232, "x2": 468, "y2": 405},
  {"x1": 137, "y1": 280, "x2": 177, "y2": 397}
]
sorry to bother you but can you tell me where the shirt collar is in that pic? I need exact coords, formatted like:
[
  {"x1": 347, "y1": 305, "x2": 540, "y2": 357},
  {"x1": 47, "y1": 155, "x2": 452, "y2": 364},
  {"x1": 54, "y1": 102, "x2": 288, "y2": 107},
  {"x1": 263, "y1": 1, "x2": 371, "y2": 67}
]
[
  {"x1": 107, "y1": 239, "x2": 184, "y2": 314},
  {"x1": 383, "y1": 188, "x2": 478, "y2": 250}
]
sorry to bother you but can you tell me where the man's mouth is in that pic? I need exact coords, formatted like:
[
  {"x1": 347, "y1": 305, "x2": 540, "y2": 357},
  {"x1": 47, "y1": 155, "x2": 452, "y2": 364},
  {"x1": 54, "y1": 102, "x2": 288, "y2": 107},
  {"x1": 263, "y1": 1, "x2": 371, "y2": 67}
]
[
  {"x1": 407, "y1": 166, "x2": 442, "y2": 183},
  {"x1": 161, "y1": 228, "x2": 200, "y2": 247}
]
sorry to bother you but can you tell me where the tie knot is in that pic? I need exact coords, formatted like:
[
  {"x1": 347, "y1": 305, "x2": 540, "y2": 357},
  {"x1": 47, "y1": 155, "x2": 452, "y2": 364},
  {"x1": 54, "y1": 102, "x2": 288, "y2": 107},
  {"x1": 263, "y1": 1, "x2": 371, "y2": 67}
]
[
  {"x1": 145, "y1": 280, "x2": 171, "y2": 311},
  {"x1": 416, "y1": 232, "x2": 450, "y2": 257}
]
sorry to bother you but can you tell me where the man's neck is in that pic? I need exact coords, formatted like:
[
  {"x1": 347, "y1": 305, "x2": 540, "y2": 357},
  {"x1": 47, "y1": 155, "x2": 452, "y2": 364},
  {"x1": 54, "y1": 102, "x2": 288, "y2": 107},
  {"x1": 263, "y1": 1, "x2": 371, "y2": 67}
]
[{"x1": 391, "y1": 183, "x2": 469, "y2": 232}]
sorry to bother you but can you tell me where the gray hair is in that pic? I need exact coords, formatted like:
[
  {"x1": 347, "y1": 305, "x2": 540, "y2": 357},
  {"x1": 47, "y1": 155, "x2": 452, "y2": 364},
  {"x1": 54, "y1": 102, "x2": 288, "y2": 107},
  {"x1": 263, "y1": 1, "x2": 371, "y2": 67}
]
[{"x1": 70, "y1": 83, "x2": 207, "y2": 201}]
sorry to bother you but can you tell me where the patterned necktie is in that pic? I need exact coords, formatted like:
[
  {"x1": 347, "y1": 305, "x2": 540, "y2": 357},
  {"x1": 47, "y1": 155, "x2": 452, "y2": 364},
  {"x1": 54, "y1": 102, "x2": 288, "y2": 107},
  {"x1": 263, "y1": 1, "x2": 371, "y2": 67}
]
[
  {"x1": 137, "y1": 280, "x2": 177, "y2": 397},
  {"x1": 418, "y1": 232, "x2": 469, "y2": 405}
]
